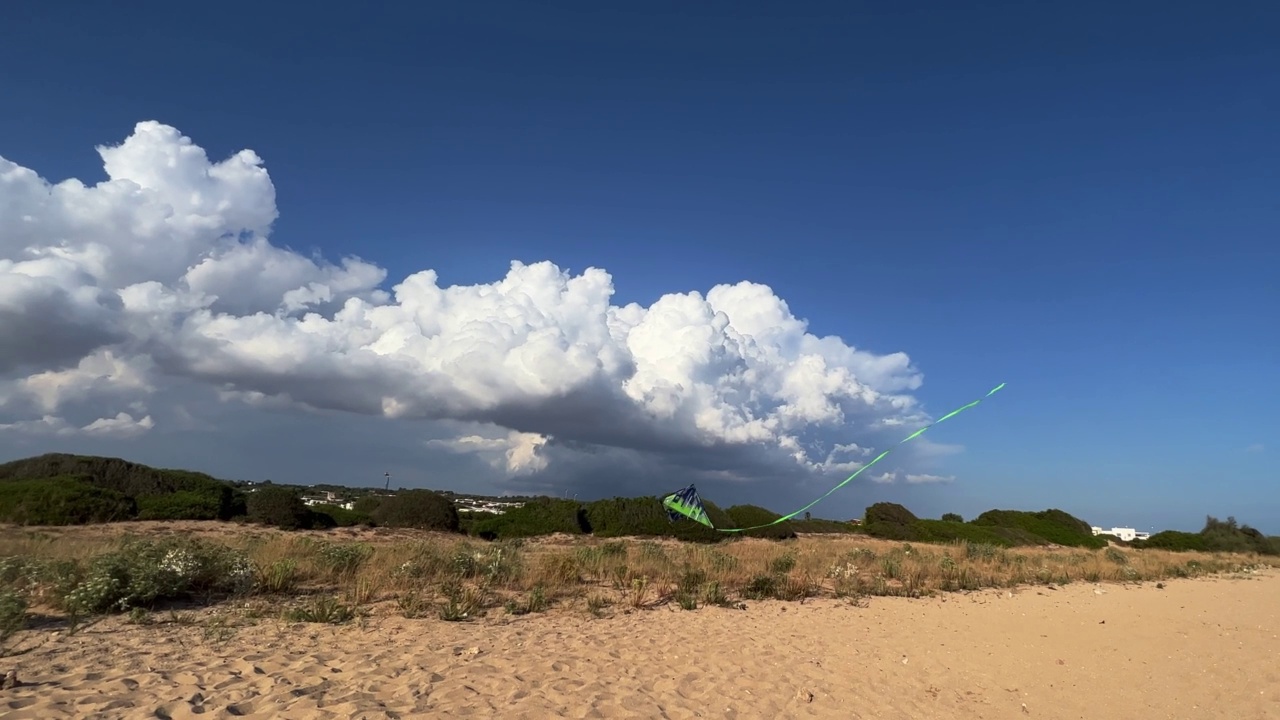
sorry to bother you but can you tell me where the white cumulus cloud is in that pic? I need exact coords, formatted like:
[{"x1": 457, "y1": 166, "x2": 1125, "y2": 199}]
[{"x1": 0, "y1": 121, "x2": 962, "y2": 499}]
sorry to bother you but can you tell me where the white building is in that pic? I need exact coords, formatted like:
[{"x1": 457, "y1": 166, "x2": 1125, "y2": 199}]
[{"x1": 1091, "y1": 526, "x2": 1151, "y2": 542}]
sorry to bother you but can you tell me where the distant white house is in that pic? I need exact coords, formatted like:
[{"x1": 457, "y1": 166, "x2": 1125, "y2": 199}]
[
  {"x1": 302, "y1": 490, "x2": 355, "y2": 511},
  {"x1": 1091, "y1": 526, "x2": 1151, "y2": 542}
]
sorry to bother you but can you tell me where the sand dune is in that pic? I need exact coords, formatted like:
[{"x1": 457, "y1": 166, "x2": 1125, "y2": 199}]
[{"x1": 3, "y1": 571, "x2": 1277, "y2": 719}]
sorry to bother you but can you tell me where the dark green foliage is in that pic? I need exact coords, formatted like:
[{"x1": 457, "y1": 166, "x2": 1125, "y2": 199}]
[
  {"x1": 371, "y1": 489, "x2": 460, "y2": 532},
  {"x1": 352, "y1": 495, "x2": 384, "y2": 516},
  {"x1": 865, "y1": 502, "x2": 919, "y2": 525},
  {"x1": 941, "y1": 512, "x2": 964, "y2": 523},
  {"x1": 469, "y1": 497, "x2": 589, "y2": 539},
  {"x1": 136, "y1": 491, "x2": 222, "y2": 521},
  {"x1": 58, "y1": 538, "x2": 255, "y2": 614},
  {"x1": 970, "y1": 509, "x2": 1105, "y2": 548},
  {"x1": 862, "y1": 502, "x2": 921, "y2": 540},
  {"x1": 307, "y1": 503, "x2": 371, "y2": 528},
  {"x1": 0, "y1": 476, "x2": 137, "y2": 525},
  {"x1": 246, "y1": 486, "x2": 313, "y2": 530},
  {"x1": 0, "y1": 453, "x2": 243, "y2": 521},
  {"x1": 1134, "y1": 516, "x2": 1278, "y2": 555},
  {"x1": 584, "y1": 496, "x2": 734, "y2": 543},
  {"x1": 913, "y1": 519, "x2": 1024, "y2": 546},
  {"x1": 723, "y1": 505, "x2": 797, "y2": 539},
  {"x1": 790, "y1": 518, "x2": 861, "y2": 533}
]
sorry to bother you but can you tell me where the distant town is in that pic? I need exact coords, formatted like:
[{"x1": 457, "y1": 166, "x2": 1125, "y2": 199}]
[{"x1": 238, "y1": 479, "x2": 530, "y2": 516}]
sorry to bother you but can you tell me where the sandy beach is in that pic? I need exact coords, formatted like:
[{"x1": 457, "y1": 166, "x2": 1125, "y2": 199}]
[{"x1": 3, "y1": 569, "x2": 1276, "y2": 720}]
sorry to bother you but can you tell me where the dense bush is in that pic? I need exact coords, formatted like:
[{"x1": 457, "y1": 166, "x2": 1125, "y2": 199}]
[
  {"x1": 941, "y1": 513, "x2": 964, "y2": 522},
  {"x1": 585, "y1": 496, "x2": 734, "y2": 543},
  {"x1": 1136, "y1": 530, "x2": 1209, "y2": 552},
  {"x1": 789, "y1": 518, "x2": 860, "y2": 534},
  {"x1": 246, "y1": 486, "x2": 313, "y2": 530},
  {"x1": 0, "y1": 453, "x2": 245, "y2": 522},
  {"x1": 970, "y1": 509, "x2": 1105, "y2": 548},
  {"x1": 862, "y1": 502, "x2": 921, "y2": 540},
  {"x1": 136, "y1": 491, "x2": 223, "y2": 521},
  {"x1": 352, "y1": 495, "x2": 385, "y2": 517},
  {"x1": 57, "y1": 538, "x2": 255, "y2": 614},
  {"x1": 913, "y1": 519, "x2": 1023, "y2": 546},
  {"x1": 724, "y1": 505, "x2": 797, "y2": 539},
  {"x1": 308, "y1": 503, "x2": 372, "y2": 528},
  {"x1": 469, "y1": 498, "x2": 589, "y2": 539},
  {"x1": 0, "y1": 477, "x2": 138, "y2": 525},
  {"x1": 1133, "y1": 516, "x2": 1279, "y2": 556},
  {"x1": 371, "y1": 489, "x2": 461, "y2": 532}
]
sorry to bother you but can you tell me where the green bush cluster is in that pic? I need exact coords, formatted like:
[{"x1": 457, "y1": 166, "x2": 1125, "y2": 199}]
[
  {"x1": 371, "y1": 489, "x2": 460, "y2": 532},
  {"x1": 860, "y1": 503, "x2": 1100, "y2": 548},
  {"x1": 308, "y1": 503, "x2": 372, "y2": 528},
  {"x1": 970, "y1": 509, "x2": 1106, "y2": 549},
  {"x1": 468, "y1": 498, "x2": 589, "y2": 539},
  {"x1": 0, "y1": 476, "x2": 137, "y2": 525},
  {"x1": 57, "y1": 539, "x2": 255, "y2": 615},
  {"x1": 0, "y1": 454, "x2": 245, "y2": 524},
  {"x1": 1134, "y1": 516, "x2": 1279, "y2": 556},
  {"x1": 246, "y1": 486, "x2": 314, "y2": 530}
]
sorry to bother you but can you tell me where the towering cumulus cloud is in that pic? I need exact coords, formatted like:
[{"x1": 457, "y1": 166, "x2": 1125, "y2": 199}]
[{"x1": 0, "y1": 122, "x2": 950, "y2": 493}]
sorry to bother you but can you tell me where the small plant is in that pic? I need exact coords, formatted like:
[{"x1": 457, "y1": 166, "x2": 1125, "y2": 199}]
[
  {"x1": 1104, "y1": 547, "x2": 1129, "y2": 565},
  {"x1": 673, "y1": 566, "x2": 708, "y2": 610},
  {"x1": 317, "y1": 542, "x2": 373, "y2": 577},
  {"x1": 742, "y1": 573, "x2": 777, "y2": 600},
  {"x1": 0, "y1": 589, "x2": 27, "y2": 647},
  {"x1": 504, "y1": 585, "x2": 548, "y2": 616},
  {"x1": 397, "y1": 590, "x2": 430, "y2": 619},
  {"x1": 285, "y1": 595, "x2": 356, "y2": 624},
  {"x1": 626, "y1": 576, "x2": 651, "y2": 609},
  {"x1": 256, "y1": 559, "x2": 300, "y2": 595},
  {"x1": 701, "y1": 580, "x2": 731, "y2": 607},
  {"x1": 438, "y1": 580, "x2": 485, "y2": 621},
  {"x1": 344, "y1": 576, "x2": 380, "y2": 606},
  {"x1": 769, "y1": 552, "x2": 797, "y2": 574},
  {"x1": 586, "y1": 593, "x2": 611, "y2": 617}
]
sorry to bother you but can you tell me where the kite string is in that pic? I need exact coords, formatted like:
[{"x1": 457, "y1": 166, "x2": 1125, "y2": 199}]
[{"x1": 717, "y1": 382, "x2": 1006, "y2": 533}]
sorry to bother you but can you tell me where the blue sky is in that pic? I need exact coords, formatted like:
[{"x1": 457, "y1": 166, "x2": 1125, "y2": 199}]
[{"x1": 0, "y1": 1, "x2": 1276, "y2": 532}]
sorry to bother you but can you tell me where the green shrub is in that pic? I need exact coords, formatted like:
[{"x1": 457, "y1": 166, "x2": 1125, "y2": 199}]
[
  {"x1": 865, "y1": 502, "x2": 920, "y2": 526},
  {"x1": 0, "y1": 454, "x2": 244, "y2": 520},
  {"x1": 941, "y1": 513, "x2": 964, "y2": 522},
  {"x1": 371, "y1": 490, "x2": 460, "y2": 532},
  {"x1": 584, "y1": 496, "x2": 733, "y2": 543},
  {"x1": 136, "y1": 491, "x2": 223, "y2": 521},
  {"x1": 913, "y1": 519, "x2": 1018, "y2": 547},
  {"x1": 57, "y1": 538, "x2": 254, "y2": 615},
  {"x1": 790, "y1": 518, "x2": 861, "y2": 533},
  {"x1": 1132, "y1": 518, "x2": 1279, "y2": 556},
  {"x1": 724, "y1": 505, "x2": 797, "y2": 539},
  {"x1": 1135, "y1": 530, "x2": 1208, "y2": 552},
  {"x1": 246, "y1": 486, "x2": 313, "y2": 530},
  {"x1": 0, "y1": 588, "x2": 27, "y2": 644},
  {"x1": 352, "y1": 495, "x2": 385, "y2": 516},
  {"x1": 970, "y1": 509, "x2": 1105, "y2": 548},
  {"x1": 307, "y1": 503, "x2": 371, "y2": 528},
  {"x1": 469, "y1": 498, "x2": 588, "y2": 539},
  {"x1": 0, "y1": 476, "x2": 137, "y2": 525}
]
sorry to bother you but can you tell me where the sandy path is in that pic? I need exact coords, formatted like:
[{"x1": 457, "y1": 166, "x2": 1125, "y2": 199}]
[{"x1": 3, "y1": 571, "x2": 1277, "y2": 719}]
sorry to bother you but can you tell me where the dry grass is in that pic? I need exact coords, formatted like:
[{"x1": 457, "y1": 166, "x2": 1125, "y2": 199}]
[{"x1": 1, "y1": 521, "x2": 1276, "y2": 628}]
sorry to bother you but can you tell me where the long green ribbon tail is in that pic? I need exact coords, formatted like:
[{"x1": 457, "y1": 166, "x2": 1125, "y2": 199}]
[{"x1": 716, "y1": 382, "x2": 1006, "y2": 533}]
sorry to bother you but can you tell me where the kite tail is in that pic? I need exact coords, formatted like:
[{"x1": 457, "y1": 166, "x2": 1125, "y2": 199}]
[{"x1": 661, "y1": 382, "x2": 1006, "y2": 534}]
